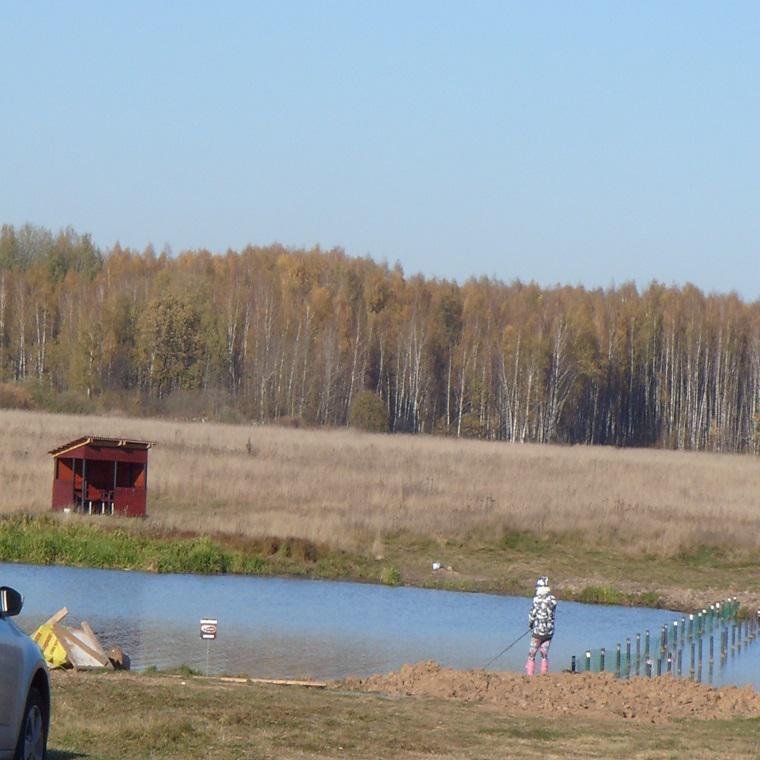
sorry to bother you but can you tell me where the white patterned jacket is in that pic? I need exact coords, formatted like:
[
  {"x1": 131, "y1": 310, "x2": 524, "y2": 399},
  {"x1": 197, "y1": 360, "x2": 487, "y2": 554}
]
[{"x1": 528, "y1": 593, "x2": 557, "y2": 638}]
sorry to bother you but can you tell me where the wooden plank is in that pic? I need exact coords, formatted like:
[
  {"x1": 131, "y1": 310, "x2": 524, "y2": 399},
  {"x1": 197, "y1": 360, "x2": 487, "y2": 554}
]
[
  {"x1": 247, "y1": 677, "x2": 327, "y2": 688},
  {"x1": 51, "y1": 623, "x2": 77, "y2": 670},
  {"x1": 80, "y1": 621, "x2": 110, "y2": 659},
  {"x1": 53, "y1": 625, "x2": 111, "y2": 668},
  {"x1": 195, "y1": 675, "x2": 327, "y2": 688},
  {"x1": 65, "y1": 633, "x2": 111, "y2": 667},
  {"x1": 43, "y1": 607, "x2": 69, "y2": 626}
]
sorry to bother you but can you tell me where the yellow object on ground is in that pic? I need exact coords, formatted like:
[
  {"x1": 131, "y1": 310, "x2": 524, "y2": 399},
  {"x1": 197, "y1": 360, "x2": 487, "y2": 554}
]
[
  {"x1": 31, "y1": 606, "x2": 114, "y2": 670},
  {"x1": 32, "y1": 623, "x2": 69, "y2": 669}
]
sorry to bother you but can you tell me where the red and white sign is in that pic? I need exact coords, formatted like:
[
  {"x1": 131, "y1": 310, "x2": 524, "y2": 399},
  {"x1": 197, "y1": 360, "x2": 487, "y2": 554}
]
[{"x1": 200, "y1": 618, "x2": 218, "y2": 640}]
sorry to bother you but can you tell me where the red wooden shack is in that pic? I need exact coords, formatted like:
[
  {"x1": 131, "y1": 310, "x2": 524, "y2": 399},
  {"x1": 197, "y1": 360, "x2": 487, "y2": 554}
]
[{"x1": 49, "y1": 437, "x2": 155, "y2": 517}]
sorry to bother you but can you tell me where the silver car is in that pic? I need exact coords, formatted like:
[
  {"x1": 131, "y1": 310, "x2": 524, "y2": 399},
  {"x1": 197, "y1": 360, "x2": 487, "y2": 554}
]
[{"x1": 0, "y1": 587, "x2": 50, "y2": 760}]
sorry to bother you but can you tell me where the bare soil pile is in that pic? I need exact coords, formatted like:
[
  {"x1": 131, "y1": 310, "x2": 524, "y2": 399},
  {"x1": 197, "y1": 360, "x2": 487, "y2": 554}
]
[{"x1": 340, "y1": 661, "x2": 760, "y2": 723}]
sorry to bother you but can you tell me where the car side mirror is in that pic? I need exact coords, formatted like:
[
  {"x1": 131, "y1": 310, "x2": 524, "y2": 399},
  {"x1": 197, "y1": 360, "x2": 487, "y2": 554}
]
[{"x1": 0, "y1": 586, "x2": 23, "y2": 617}]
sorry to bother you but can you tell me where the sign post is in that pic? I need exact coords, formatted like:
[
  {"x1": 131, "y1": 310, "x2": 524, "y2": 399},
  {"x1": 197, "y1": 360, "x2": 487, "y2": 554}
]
[{"x1": 200, "y1": 618, "x2": 218, "y2": 676}]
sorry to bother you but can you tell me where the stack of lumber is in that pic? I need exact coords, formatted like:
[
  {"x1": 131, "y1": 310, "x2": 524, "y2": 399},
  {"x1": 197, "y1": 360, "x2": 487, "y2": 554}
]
[{"x1": 32, "y1": 607, "x2": 113, "y2": 670}]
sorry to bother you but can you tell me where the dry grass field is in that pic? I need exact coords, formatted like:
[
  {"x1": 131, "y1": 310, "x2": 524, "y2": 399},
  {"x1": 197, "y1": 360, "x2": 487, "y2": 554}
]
[{"x1": 2, "y1": 407, "x2": 759, "y2": 558}]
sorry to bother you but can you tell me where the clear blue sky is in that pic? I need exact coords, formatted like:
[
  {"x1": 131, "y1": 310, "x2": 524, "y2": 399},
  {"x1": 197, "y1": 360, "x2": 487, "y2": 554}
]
[{"x1": 2, "y1": 1, "x2": 759, "y2": 299}]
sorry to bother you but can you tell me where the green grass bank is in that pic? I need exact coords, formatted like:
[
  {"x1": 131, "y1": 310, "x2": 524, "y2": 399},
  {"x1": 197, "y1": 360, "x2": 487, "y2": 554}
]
[
  {"x1": 1, "y1": 514, "x2": 758, "y2": 612},
  {"x1": 0, "y1": 514, "x2": 383, "y2": 581}
]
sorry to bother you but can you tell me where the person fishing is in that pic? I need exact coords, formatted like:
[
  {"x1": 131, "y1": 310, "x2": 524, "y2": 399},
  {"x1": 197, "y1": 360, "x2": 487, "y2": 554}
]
[{"x1": 525, "y1": 576, "x2": 557, "y2": 675}]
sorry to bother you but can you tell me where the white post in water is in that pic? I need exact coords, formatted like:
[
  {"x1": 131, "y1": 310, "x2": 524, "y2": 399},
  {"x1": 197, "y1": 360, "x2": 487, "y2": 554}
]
[{"x1": 200, "y1": 617, "x2": 218, "y2": 676}]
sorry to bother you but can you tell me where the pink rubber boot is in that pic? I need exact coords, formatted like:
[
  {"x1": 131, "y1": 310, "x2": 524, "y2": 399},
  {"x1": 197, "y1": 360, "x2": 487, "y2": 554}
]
[
  {"x1": 540, "y1": 657, "x2": 549, "y2": 675},
  {"x1": 525, "y1": 659, "x2": 535, "y2": 676}
]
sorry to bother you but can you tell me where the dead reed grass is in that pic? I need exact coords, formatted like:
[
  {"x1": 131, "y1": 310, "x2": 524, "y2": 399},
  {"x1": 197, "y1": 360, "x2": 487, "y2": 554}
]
[{"x1": 1, "y1": 408, "x2": 759, "y2": 555}]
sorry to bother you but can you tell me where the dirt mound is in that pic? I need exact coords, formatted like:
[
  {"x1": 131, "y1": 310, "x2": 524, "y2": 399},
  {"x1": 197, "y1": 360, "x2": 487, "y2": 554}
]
[{"x1": 339, "y1": 661, "x2": 760, "y2": 723}]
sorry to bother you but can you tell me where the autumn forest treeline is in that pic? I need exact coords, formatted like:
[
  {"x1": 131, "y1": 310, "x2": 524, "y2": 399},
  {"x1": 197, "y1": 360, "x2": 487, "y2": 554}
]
[{"x1": 1, "y1": 224, "x2": 759, "y2": 453}]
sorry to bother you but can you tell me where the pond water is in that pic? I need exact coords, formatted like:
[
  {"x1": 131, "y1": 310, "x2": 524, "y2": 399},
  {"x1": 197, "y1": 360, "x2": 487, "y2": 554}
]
[{"x1": 2, "y1": 562, "x2": 757, "y2": 688}]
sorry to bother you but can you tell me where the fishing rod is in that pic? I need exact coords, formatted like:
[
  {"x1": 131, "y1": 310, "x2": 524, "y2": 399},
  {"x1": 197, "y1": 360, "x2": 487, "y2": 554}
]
[{"x1": 482, "y1": 629, "x2": 532, "y2": 669}]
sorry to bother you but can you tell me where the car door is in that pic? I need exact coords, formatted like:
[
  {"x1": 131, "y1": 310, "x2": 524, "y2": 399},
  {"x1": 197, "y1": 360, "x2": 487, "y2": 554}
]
[{"x1": 0, "y1": 615, "x2": 22, "y2": 752}]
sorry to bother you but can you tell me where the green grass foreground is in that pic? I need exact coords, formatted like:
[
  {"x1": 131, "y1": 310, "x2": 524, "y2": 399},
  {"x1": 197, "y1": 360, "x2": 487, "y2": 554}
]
[
  {"x1": 47, "y1": 671, "x2": 760, "y2": 760},
  {"x1": 2, "y1": 514, "x2": 759, "y2": 611}
]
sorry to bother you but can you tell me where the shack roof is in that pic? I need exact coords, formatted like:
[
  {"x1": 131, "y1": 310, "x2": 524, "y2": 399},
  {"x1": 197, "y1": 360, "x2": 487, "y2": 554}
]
[{"x1": 49, "y1": 437, "x2": 155, "y2": 458}]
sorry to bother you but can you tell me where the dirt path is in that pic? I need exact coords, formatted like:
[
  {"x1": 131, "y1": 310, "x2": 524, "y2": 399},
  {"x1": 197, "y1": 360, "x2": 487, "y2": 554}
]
[{"x1": 339, "y1": 661, "x2": 760, "y2": 723}]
